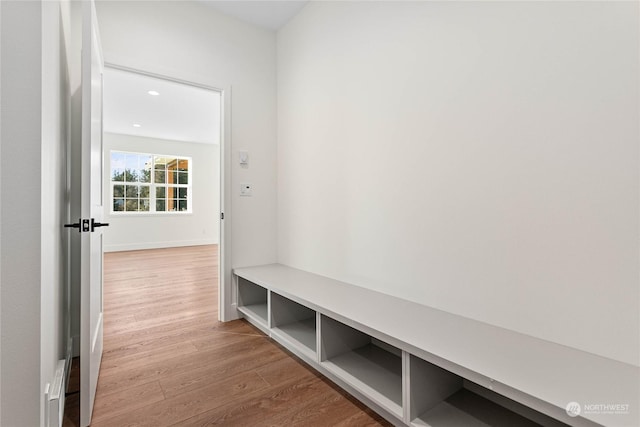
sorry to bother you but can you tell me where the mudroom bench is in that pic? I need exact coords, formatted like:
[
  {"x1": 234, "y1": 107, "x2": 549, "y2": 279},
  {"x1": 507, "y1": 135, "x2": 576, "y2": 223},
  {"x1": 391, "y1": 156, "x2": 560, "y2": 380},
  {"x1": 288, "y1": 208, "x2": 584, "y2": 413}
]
[{"x1": 233, "y1": 264, "x2": 638, "y2": 427}]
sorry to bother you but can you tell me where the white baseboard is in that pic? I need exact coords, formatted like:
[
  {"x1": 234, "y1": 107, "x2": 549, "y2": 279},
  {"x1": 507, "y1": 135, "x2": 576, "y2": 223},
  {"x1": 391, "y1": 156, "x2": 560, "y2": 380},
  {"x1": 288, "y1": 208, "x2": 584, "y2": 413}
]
[
  {"x1": 45, "y1": 360, "x2": 66, "y2": 427},
  {"x1": 104, "y1": 239, "x2": 217, "y2": 253}
]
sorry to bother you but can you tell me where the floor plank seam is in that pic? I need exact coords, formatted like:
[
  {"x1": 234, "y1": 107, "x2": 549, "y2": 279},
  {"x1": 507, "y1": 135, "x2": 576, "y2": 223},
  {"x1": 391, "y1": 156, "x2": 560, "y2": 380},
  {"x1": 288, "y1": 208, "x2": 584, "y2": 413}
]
[
  {"x1": 209, "y1": 330, "x2": 266, "y2": 338},
  {"x1": 158, "y1": 380, "x2": 168, "y2": 400},
  {"x1": 254, "y1": 368, "x2": 273, "y2": 387}
]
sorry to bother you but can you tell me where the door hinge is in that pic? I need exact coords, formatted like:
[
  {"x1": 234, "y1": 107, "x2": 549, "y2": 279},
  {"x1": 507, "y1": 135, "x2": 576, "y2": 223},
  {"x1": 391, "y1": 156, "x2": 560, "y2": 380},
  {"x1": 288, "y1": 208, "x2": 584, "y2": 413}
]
[{"x1": 221, "y1": 212, "x2": 224, "y2": 220}]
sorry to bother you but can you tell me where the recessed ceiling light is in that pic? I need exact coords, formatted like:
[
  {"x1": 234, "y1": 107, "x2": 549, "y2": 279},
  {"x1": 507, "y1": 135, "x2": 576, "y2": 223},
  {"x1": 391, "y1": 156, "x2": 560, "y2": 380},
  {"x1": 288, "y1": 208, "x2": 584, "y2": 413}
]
[
  {"x1": 133, "y1": 123, "x2": 141, "y2": 128},
  {"x1": 148, "y1": 90, "x2": 160, "y2": 96}
]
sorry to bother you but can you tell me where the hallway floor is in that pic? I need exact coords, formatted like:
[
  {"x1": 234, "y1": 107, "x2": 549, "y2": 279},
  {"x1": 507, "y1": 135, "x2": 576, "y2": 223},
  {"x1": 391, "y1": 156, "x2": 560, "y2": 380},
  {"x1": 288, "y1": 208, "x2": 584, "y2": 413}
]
[{"x1": 87, "y1": 245, "x2": 389, "y2": 426}]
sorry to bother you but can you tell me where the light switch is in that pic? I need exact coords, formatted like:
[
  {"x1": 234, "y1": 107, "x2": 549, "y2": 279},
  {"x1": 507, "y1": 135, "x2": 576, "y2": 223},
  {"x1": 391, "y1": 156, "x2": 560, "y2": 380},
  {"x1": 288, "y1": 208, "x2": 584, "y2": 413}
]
[
  {"x1": 240, "y1": 183, "x2": 252, "y2": 196},
  {"x1": 238, "y1": 150, "x2": 249, "y2": 166}
]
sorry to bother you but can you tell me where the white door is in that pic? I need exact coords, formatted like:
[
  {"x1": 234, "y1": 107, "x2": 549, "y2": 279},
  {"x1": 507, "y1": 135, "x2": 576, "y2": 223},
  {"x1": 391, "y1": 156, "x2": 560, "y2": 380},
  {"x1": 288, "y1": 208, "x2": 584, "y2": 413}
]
[{"x1": 80, "y1": 1, "x2": 106, "y2": 425}]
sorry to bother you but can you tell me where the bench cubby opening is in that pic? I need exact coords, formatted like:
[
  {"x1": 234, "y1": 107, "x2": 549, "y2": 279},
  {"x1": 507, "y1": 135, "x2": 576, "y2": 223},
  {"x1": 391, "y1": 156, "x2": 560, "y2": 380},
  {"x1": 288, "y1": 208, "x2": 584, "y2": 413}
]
[
  {"x1": 270, "y1": 292, "x2": 317, "y2": 358},
  {"x1": 236, "y1": 277, "x2": 269, "y2": 330},
  {"x1": 320, "y1": 314, "x2": 403, "y2": 418},
  {"x1": 409, "y1": 354, "x2": 566, "y2": 427}
]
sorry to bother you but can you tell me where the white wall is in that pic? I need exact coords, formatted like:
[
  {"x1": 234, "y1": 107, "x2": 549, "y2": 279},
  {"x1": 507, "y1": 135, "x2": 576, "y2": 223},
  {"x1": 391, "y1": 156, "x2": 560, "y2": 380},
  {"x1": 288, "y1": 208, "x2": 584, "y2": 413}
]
[
  {"x1": 41, "y1": 1, "x2": 70, "y2": 425},
  {"x1": 103, "y1": 133, "x2": 219, "y2": 252},
  {"x1": 1, "y1": 2, "x2": 43, "y2": 425},
  {"x1": 0, "y1": 1, "x2": 3, "y2": 420},
  {"x1": 96, "y1": 0, "x2": 277, "y2": 268},
  {"x1": 278, "y1": 1, "x2": 639, "y2": 366},
  {"x1": 0, "y1": 0, "x2": 4, "y2": 420},
  {"x1": 0, "y1": 0, "x2": 70, "y2": 425}
]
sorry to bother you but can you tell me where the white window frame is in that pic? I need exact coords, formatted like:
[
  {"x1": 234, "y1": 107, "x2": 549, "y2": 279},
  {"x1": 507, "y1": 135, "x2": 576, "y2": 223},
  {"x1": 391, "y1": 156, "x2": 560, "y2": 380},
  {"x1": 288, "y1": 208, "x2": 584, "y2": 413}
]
[{"x1": 110, "y1": 150, "x2": 193, "y2": 215}]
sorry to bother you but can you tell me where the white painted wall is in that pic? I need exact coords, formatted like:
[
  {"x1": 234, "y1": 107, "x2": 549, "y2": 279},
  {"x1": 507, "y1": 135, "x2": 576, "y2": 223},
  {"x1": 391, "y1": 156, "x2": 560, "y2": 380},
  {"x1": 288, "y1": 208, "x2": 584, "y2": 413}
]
[
  {"x1": 103, "y1": 133, "x2": 219, "y2": 252},
  {"x1": 95, "y1": 0, "x2": 277, "y2": 268},
  {"x1": 1, "y1": 3, "x2": 43, "y2": 425},
  {"x1": 0, "y1": 0, "x2": 70, "y2": 425},
  {"x1": 277, "y1": 1, "x2": 639, "y2": 366},
  {"x1": 0, "y1": 1, "x2": 3, "y2": 420},
  {"x1": 41, "y1": 1, "x2": 70, "y2": 425}
]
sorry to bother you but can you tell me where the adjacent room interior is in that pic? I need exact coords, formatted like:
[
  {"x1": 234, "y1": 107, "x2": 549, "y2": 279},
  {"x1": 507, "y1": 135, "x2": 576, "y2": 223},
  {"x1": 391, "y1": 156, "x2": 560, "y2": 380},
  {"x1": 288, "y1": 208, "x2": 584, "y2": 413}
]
[{"x1": 102, "y1": 67, "x2": 221, "y2": 254}]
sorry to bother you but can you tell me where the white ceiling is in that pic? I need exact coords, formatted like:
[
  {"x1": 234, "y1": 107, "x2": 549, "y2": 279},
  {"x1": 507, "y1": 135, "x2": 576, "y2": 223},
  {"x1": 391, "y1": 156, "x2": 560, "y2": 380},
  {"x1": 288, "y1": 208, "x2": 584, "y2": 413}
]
[
  {"x1": 103, "y1": 68, "x2": 221, "y2": 145},
  {"x1": 103, "y1": 2, "x2": 308, "y2": 143},
  {"x1": 199, "y1": 1, "x2": 308, "y2": 30}
]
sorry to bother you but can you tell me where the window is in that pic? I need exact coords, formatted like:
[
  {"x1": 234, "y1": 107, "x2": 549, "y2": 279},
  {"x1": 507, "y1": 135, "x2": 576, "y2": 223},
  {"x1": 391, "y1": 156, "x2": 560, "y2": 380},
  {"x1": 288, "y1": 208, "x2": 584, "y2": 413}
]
[{"x1": 111, "y1": 151, "x2": 192, "y2": 213}]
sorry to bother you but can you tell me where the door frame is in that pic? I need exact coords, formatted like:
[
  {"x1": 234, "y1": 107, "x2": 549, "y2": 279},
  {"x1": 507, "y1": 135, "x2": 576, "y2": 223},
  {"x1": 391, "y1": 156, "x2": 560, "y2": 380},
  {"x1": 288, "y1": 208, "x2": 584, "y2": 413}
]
[{"x1": 102, "y1": 63, "x2": 233, "y2": 321}]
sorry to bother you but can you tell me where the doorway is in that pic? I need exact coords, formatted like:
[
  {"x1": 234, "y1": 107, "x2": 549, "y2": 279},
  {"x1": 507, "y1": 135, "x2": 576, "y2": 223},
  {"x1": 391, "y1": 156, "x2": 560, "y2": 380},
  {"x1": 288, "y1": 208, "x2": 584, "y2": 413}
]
[
  {"x1": 63, "y1": 65, "x2": 230, "y2": 425},
  {"x1": 99, "y1": 65, "x2": 228, "y2": 313}
]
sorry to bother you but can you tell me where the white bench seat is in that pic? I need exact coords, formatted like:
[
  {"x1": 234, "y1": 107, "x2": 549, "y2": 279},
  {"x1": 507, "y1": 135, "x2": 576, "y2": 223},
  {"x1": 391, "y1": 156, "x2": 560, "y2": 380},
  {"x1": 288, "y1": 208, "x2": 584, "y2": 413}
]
[{"x1": 234, "y1": 263, "x2": 639, "y2": 427}]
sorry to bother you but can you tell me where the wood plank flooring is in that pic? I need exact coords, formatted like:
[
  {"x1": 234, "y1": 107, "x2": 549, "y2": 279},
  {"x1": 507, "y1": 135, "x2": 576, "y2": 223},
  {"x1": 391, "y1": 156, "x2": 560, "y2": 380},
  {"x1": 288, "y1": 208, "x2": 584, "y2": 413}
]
[{"x1": 89, "y1": 245, "x2": 390, "y2": 426}]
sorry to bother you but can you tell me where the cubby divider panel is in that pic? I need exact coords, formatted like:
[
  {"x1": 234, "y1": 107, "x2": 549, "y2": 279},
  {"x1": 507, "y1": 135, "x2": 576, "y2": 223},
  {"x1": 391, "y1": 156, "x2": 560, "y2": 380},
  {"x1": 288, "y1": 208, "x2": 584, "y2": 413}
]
[
  {"x1": 320, "y1": 315, "x2": 403, "y2": 417},
  {"x1": 409, "y1": 354, "x2": 465, "y2": 426},
  {"x1": 271, "y1": 292, "x2": 317, "y2": 357}
]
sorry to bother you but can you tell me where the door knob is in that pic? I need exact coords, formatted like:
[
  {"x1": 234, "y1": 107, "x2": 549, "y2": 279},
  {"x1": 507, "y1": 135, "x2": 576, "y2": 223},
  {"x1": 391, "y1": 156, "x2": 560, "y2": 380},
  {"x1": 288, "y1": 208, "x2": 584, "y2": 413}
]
[
  {"x1": 91, "y1": 219, "x2": 109, "y2": 232},
  {"x1": 64, "y1": 219, "x2": 108, "y2": 232}
]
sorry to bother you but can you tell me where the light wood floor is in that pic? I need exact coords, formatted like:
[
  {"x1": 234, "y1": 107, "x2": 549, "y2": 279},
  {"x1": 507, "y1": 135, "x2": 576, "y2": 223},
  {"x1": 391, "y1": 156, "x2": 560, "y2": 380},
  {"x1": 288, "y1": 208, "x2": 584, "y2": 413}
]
[{"x1": 89, "y1": 245, "x2": 390, "y2": 426}]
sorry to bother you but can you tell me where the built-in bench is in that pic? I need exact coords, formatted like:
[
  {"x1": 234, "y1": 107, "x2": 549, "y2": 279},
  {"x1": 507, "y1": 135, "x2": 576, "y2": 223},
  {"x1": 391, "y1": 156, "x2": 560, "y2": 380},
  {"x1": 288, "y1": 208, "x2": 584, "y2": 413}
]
[{"x1": 234, "y1": 264, "x2": 639, "y2": 427}]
